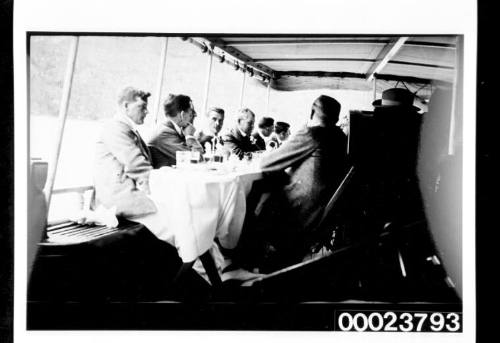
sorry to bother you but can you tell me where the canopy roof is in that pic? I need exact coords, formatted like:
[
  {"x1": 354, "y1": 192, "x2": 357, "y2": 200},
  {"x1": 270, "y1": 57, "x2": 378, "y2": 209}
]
[{"x1": 190, "y1": 35, "x2": 458, "y2": 101}]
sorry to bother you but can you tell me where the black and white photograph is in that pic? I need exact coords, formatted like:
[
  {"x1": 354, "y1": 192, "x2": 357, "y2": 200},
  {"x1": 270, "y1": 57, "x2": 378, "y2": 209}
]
[{"x1": 13, "y1": 0, "x2": 476, "y2": 342}]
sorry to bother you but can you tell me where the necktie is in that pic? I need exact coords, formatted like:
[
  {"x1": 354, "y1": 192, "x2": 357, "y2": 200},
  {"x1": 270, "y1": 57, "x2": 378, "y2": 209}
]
[{"x1": 135, "y1": 130, "x2": 151, "y2": 161}]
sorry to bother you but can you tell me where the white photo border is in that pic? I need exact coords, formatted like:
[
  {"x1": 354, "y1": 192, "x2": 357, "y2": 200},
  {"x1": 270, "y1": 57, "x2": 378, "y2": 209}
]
[{"x1": 14, "y1": 0, "x2": 476, "y2": 342}]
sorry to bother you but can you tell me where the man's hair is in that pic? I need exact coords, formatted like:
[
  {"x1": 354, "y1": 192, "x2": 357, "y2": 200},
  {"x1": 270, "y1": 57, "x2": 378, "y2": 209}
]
[
  {"x1": 313, "y1": 95, "x2": 341, "y2": 123},
  {"x1": 274, "y1": 121, "x2": 290, "y2": 134},
  {"x1": 207, "y1": 107, "x2": 225, "y2": 117},
  {"x1": 236, "y1": 108, "x2": 255, "y2": 122},
  {"x1": 257, "y1": 117, "x2": 275, "y2": 129},
  {"x1": 163, "y1": 93, "x2": 192, "y2": 117},
  {"x1": 117, "y1": 87, "x2": 151, "y2": 105}
]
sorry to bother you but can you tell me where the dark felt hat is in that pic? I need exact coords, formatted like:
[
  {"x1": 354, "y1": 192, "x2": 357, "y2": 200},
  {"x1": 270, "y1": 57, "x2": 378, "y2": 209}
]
[
  {"x1": 274, "y1": 121, "x2": 290, "y2": 134},
  {"x1": 372, "y1": 88, "x2": 420, "y2": 112}
]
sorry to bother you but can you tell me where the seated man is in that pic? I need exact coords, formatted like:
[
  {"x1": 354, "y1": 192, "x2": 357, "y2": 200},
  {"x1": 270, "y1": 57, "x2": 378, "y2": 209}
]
[
  {"x1": 268, "y1": 121, "x2": 290, "y2": 149},
  {"x1": 250, "y1": 96, "x2": 348, "y2": 269},
  {"x1": 252, "y1": 116, "x2": 275, "y2": 151},
  {"x1": 94, "y1": 86, "x2": 157, "y2": 217},
  {"x1": 196, "y1": 107, "x2": 225, "y2": 153},
  {"x1": 222, "y1": 108, "x2": 260, "y2": 159},
  {"x1": 148, "y1": 94, "x2": 203, "y2": 167}
]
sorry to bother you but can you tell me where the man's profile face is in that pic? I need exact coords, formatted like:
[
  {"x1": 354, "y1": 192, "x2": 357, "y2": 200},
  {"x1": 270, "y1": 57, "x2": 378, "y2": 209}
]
[
  {"x1": 311, "y1": 100, "x2": 322, "y2": 119},
  {"x1": 277, "y1": 129, "x2": 290, "y2": 141},
  {"x1": 238, "y1": 113, "x2": 255, "y2": 136},
  {"x1": 126, "y1": 97, "x2": 148, "y2": 125},
  {"x1": 208, "y1": 111, "x2": 224, "y2": 135},
  {"x1": 180, "y1": 102, "x2": 197, "y2": 127}
]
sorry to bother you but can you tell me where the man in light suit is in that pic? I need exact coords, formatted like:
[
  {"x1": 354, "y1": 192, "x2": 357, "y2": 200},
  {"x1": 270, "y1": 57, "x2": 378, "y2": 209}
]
[
  {"x1": 94, "y1": 87, "x2": 157, "y2": 217},
  {"x1": 221, "y1": 108, "x2": 260, "y2": 159},
  {"x1": 148, "y1": 94, "x2": 203, "y2": 167}
]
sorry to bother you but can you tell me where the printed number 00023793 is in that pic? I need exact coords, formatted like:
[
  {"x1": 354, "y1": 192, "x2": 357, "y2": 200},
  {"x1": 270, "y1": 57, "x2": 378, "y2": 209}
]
[{"x1": 335, "y1": 311, "x2": 461, "y2": 332}]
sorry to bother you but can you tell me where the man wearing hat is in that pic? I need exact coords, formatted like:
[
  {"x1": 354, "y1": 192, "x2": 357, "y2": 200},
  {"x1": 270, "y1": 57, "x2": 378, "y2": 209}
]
[
  {"x1": 371, "y1": 87, "x2": 422, "y2": 168},
  {"x1": 369, "y1": 87, "x2": 424, "y2": 225},
  {"x1": 94, "y1": 86, "x2": 157, "y2": 217},
  {"x1": 268, "y1": 121, "x2": 290, "y2": 149},
  {"x1": 252, "y1": 116, "x2": 274, "y2": 151}
]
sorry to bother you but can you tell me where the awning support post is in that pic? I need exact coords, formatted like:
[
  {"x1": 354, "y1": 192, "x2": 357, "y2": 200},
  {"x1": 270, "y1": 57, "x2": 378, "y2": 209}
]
[
  {"x1": 154, "y1": 37, "x2": 169, "y2": 123},
  {"x1": 44, "y1": 36, "x2": 80, "y2": 208},
  {"x1": 202, "y1": 49, "x2": 214, "y2": 116},
  {"x1": 448, "y1": 36, "x2": 463, "y2": 156},
  {"x1": 239, "y1": 71, "x2": 247, "y2": 108},
  {"x1": 266, "y1": 80, "x2": 271, "y2": 115}
]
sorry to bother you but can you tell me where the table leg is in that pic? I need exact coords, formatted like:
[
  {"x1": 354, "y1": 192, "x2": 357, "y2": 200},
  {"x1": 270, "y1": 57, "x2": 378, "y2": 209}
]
[
  {"x1": 173, "y1": 260, "x2": 195, "y2": 285},
  {"x1": 200, "y1": 251, "x2": 222, "y2": 287}
]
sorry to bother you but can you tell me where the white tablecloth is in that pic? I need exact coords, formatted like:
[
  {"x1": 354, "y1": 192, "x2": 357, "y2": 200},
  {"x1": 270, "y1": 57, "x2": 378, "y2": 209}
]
[{"x1": 132, "y1": 165, "x2": 262, "y2": 262}]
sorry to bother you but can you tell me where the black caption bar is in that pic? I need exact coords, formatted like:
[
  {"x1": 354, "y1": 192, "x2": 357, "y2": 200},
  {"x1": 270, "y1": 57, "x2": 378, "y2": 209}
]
[{"x1": 334, "y1": 311, "x2": 462, "y2": 332}]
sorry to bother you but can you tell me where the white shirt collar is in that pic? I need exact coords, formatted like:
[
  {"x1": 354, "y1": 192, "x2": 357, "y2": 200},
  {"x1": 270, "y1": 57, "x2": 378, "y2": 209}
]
[
  {"x1": 258, "y1": 131, "x2": 269, "y2": 141},
  {"x1": 238, "y1": 127, "x2": 247, "y2": 137},
  {"x1": 169, "y1": 119, "x2": 184, "y2": 136},
  {"x1": 116, "y1": 113, "x2": 139, "y2": 132}
]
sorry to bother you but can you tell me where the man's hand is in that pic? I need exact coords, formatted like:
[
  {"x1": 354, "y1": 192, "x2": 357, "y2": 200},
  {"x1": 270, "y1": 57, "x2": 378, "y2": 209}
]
[
  {"x1": 136, "y1": 178, "x2": 151, "y2": 194},
  {"x1": 186, "y1": 137, "x2": 204, "y2": 153},
  {"x1": 182, "y1": 123, "x2": 196, "y2": 137}
]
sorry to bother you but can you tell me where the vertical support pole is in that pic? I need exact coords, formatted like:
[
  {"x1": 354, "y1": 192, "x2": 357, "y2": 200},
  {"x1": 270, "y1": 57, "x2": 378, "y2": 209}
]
[
  {"x1": 265, "y1": 80, "x2": 271, "y2": 116},
  {"x1": 239, "y1": 71, "x2": 247, "y2": 108},
  {"x1": 202, "y1": 50, "x2": 214, "y2": 116},
  {"x1": 448, "y1": 36, "x2": 463, "y2": 156},
  {"x1": 372, "y1": 75, "x2": 377, "y2": 102},
  {"x1": 154, "y1": 37, "x2": 169, "y2": 123},
  {"x1": 44, "y1": 36, "x2": 79, "y2": 208}
]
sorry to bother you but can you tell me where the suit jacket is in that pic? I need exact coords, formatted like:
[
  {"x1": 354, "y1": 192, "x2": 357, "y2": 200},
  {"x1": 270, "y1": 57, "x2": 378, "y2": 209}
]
[
  {"x1": 258, "y1": 125, "x2": 348, "y2": 257},
  {"x1": 196, "y1": 129, "x2": 223, "y2": 153},
  {"x1": 251, "y1": 132, "x2": 266, "y2": 151},
  {"x1": 148, "y1": 120, "x2": 202, "y2": 167},
  {"x1": 94, "y1": 116, "x2": 157, "y2": 217},
  {"x1": 222, "y1": 127, "x2": 259, "y2": 159}
]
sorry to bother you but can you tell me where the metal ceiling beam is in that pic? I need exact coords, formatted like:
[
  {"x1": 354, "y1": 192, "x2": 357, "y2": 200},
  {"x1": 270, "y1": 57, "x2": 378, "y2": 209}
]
[
  {"x1": 225, "y1": 39, "x2": 389, "y2": 46},
  {"x1": 388, "y1": 60, "x2": 455, "y2": 69},
  {"x1": 199, "y1": 37, "x2": 277, "y2": 78},
  {"x1": 366, "y1": 36, "x2": 409, "y2": 81},
  {"x1": 276, "y1": 70, "x2": 435, "y2": 85},
  {"x1": 405, "y1": 41, "x2": 456, "y2": 49},
  {"x1": 255, "y1": 58, "x2": 377, "y2": 63}
]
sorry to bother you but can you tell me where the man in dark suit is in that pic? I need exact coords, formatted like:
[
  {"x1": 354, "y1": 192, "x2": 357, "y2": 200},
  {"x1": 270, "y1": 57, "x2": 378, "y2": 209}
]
[
  {"x1": 196, "y1": 107, "x2": 225, "y2": 153},
  {"x1": 252, "y1": 117, "x2": 274, "y2": 151},
  {"x1": 148, "y1": 94, "x2": 203, "y2": 167},
  {"x1": 222, "y1": 108, "x2": 260, "y2": 159},
  {"x1": 249, "y1": 95, "x2": 348, "y2": 269},
  {"x1": 94, "y1": 87, "x2": 157, "y2": 217}
]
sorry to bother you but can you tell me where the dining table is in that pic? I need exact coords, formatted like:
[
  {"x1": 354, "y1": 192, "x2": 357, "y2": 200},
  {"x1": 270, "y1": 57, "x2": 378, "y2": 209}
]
[{"x1": 131, "y1": 161, "x2": 263, "y2": 277}]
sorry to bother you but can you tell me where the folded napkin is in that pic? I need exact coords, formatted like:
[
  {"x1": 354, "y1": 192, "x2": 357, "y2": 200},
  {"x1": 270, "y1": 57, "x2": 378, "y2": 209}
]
[{"x1": 68, "y1": 205, "x2": 119, "y2": 228}]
